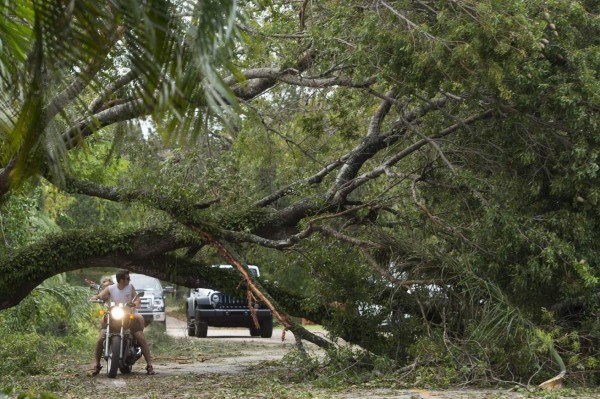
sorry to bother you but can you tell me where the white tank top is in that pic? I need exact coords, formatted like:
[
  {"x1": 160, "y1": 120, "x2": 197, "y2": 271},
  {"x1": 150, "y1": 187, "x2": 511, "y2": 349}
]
[{"x1": 108, "y1": 284, "x2": 137, "y2": 313}]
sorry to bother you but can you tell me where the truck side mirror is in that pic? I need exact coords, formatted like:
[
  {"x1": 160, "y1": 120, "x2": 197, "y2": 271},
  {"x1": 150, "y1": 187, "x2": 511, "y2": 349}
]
[{"x1": 163, "y1": 286, "x2": 175, "y2": 294}]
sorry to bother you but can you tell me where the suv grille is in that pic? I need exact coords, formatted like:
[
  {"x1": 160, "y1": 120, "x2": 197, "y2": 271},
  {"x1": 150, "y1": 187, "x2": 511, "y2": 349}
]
[
  {"x1": 215, "y1": 293, "x2": 250, "y2": 309},
  {"x1": 139, "y1": 297, "x2": 152, "y2": 311}
]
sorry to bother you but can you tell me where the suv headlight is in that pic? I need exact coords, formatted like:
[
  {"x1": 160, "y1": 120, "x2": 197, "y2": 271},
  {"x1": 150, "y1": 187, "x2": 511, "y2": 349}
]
[
  {"x1": 153, "y1": 298, "x2": 164, "y2": 311},
  {"x1": 210, "y1": 293, "x2": 221, "y2": 305}
]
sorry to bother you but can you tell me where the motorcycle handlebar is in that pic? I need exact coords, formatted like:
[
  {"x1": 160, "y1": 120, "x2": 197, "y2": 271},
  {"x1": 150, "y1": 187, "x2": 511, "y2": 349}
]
[
  {"x1": 90, "y1": 298, "x2": 137, "y2": 309},
  {"x1": 90, "y1": 292, "x2": 141, "y2": 306}
]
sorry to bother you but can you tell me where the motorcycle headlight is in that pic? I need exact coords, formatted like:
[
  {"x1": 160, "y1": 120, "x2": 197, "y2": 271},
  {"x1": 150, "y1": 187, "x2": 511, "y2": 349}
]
[
  {"x1": 110, "y1": 306, "x2": 125, "y2": 320},
  {"x1": 211, "y1": 293, "x2": 221, "y2": 304}
]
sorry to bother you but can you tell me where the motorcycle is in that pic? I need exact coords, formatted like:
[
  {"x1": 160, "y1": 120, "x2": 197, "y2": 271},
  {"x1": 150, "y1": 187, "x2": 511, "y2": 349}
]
[{"x1": 91, "y1": 290, "x2": 145, "y2": 378}]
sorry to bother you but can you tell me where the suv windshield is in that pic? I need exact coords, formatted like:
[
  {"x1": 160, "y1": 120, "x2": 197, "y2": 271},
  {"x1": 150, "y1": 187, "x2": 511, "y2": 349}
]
[
  {"x1": 130, "y1": 274, "x2": 162, "y2": 292},
  {"x1": 216, "y1": 265, "x2": 260, "y2": 277}
]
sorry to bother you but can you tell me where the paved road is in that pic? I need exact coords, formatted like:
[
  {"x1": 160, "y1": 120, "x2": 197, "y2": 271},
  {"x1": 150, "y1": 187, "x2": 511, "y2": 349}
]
[{"x1": 165, "y1": 314, "x2": 311, "y2": 344}]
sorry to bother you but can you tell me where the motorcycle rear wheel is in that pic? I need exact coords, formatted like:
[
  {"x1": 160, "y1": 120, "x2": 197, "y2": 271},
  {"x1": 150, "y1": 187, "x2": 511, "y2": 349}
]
[{"x1": 107, "y1": 337, "x2": 121, "y2": 378}]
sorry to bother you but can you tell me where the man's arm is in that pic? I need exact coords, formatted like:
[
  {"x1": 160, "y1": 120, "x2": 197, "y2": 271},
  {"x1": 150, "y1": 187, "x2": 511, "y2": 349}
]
[
  {"x1": 131, "y1": 285, "x2": 141, "y2": 308},
  {"x1": 92, "y1": 286, "x2": 110, "y2": 301}
]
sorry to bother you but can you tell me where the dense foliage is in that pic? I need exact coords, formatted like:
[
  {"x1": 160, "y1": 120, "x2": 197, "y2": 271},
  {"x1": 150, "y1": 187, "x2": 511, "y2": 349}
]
[
  {"x1": 0, "y1": 276, "x2": 97, "y2": 377},
  {"x1": 0, "y1": 0, "x2": 599, "y2": 388}
]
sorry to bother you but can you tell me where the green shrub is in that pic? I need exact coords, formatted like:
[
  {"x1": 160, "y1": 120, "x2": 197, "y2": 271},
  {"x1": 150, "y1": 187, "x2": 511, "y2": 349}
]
[
  {"x1": 0, "y1": 387, "x2": 57, "y2": 399},
  {"x1": 0, "y1": 333, "x2": 61, "y2": 376},
  {"x1": 0, "y1": 283, "x2": 99, "y2": 376}
]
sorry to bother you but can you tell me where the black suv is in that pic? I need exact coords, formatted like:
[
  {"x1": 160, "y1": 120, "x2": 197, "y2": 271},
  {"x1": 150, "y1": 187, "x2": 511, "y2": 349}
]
[{"x1": 186, "y1": 265, "x2": 273, "y2": 338}]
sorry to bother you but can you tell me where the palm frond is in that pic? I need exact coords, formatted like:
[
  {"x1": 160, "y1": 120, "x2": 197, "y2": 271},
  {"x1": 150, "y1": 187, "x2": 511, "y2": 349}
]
[
  {"x1": 34, "y1": 284, "x2": 91, "y2": 322},
  {"x1": 1, "y1": 0, "x2": 244, "y2": 194}
]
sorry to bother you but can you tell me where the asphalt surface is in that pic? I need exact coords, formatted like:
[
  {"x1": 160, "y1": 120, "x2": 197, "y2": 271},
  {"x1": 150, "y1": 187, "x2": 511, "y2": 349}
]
[{"x1": 165, "y1": 314, "x2": 313, "y2": 343}]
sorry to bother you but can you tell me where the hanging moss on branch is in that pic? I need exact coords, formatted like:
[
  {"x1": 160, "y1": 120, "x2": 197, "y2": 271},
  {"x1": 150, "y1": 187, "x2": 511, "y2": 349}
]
[{"x1": 0, "y1": 225, "x2": 193, "y2": 308}]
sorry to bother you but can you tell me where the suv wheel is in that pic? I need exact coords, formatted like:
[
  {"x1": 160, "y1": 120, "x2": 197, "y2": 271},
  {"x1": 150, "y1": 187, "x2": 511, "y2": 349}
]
[
  {"x1": 260, "y1": 317, "x2": 273, "y2": 338},
  {"x1": 249, "y1": 325, "x2": 260, "y2": 337},
  {"x1": 195, "y1": 319, "x2": 208, "y2": 338},
  {"x1": 187, "y1": 319, "x2": 195, "y2": 337}
]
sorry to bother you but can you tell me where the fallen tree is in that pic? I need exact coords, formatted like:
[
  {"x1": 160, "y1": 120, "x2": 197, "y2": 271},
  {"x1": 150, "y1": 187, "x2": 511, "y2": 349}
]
[{"x1": 1, "y1": 0, "x2": 599, "y2": 386}]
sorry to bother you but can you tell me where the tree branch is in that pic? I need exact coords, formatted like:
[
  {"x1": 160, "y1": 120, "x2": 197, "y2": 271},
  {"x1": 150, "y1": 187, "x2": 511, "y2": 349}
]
[
  {"x1": 368, "y1": 88, "x2": 398, "y2": 137},
  {"x1": 62, "y1": 98, "x2": 150, "y2": 150},
  {"x1": 0, "y1": 225, "x2": 196, "y2": 309},
  {"x1": 229, "y1": 68, "x2": 376, "y2": 89},
  {"x1": 43, "y1": 26, "x2": 125, "y2": 124},
  {"x1": 237, "y1": 24, "x2": 305, "y2": 39},
  {"x1": 252, "y1": 159, "x2": 345, "y2": 208},
  {"x1": 88, "y1": 69, "x2": 139, "y2": 113},
  {"x1": 331, "y1": 110, "x2": 494, "y2": 202}
]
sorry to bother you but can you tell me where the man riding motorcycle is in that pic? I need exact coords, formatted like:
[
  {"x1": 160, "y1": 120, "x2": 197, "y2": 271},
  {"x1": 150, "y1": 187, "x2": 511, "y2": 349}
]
[{"x1": 91, "y1": 269, "x2": 156, "y2": 375}]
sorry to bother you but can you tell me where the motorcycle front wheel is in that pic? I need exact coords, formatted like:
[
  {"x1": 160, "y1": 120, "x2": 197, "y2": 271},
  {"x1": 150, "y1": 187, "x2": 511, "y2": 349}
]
[{"x1": 107, "y1": 337, "x2": 121, "y2": 378}]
